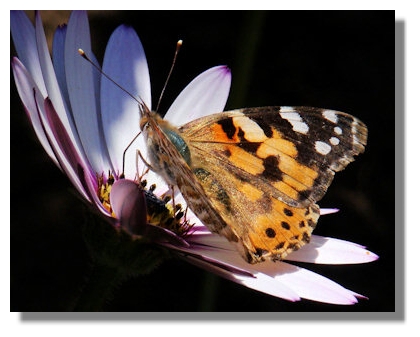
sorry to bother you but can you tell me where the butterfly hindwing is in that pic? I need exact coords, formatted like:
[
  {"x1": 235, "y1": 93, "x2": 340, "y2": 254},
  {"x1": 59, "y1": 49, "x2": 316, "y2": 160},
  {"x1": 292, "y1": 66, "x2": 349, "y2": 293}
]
[{"x1": 190, "y1": 159, "x2": 321, "y2": 262}]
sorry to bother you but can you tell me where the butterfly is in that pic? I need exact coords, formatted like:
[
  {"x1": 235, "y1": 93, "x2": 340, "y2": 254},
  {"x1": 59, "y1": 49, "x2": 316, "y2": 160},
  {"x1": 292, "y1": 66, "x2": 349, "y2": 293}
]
[{"x1": 139, "y1": 104, "x2": 367, "y2": 264}]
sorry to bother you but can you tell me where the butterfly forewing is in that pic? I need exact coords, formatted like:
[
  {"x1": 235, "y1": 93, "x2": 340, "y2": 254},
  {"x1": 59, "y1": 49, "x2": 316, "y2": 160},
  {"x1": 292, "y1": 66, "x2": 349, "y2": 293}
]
[{"x1": 179, "y1": 106, "x2": 368, "y2": 208}]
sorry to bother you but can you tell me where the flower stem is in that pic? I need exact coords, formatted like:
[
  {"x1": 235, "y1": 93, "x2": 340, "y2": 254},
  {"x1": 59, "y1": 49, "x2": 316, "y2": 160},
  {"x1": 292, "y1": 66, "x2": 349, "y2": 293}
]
[
  {"x1": 198, "y1": 272, "x2": 220, "y2": 311},
  {"x1": 69, "y1": 204, "x2": 173, "y2": 311}
]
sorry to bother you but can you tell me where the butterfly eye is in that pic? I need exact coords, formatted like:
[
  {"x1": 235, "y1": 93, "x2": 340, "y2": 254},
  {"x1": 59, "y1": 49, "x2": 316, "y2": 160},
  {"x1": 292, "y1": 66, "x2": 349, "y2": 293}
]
[{"x1": 140, "y1": 116, "x2": 149, "y2": 130}]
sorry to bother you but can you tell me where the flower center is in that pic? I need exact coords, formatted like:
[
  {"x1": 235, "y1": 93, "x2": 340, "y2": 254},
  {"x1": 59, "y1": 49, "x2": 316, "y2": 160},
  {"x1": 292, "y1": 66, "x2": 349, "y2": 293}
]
[
  {"x1": 97, "y1": 171, "x2": 115, "y2": 216},
  {"x1": 96, "y1": 173, "x2": 193, "y2": 237},
  {"x1": 141, "y1": 180, "x2": 193, "y2": 237}
]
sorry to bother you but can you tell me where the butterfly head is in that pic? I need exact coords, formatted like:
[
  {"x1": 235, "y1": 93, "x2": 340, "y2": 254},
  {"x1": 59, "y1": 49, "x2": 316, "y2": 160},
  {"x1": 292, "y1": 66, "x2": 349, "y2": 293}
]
[{"x1": 139, "y1": 102, "x2": 155, "y2": 131}]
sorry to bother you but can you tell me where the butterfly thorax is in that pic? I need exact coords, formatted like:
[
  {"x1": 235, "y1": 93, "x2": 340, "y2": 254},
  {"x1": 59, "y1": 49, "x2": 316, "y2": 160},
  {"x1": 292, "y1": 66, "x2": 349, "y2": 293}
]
[{"x1": 140, "y1": 107, "x2": 192, "y2": 186}]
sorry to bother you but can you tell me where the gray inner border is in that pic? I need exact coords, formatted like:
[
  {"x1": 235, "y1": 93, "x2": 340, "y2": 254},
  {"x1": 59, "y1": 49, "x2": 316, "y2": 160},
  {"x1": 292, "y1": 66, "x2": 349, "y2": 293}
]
[{"x1": 19, "y1": 20, "x2": 403, "y2": 322}]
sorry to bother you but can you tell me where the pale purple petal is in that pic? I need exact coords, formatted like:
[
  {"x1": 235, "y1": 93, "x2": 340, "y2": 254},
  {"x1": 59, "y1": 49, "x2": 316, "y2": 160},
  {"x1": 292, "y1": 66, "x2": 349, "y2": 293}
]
[
  {"x1": 52, "y1": 24, "x2": 71, "y2": 113},
  {"x1": 64, "y1": 10, "x2": 112, "y2": 173},
  {"x1": 183, "y1": 255, "x2": 301, "y2": 302},
  {"x1": 43, "y1": 98, "x2": 94, "y2": 182},
  {"x1": 109, "y1": 179, "x2": 147, "y2": 233},
  {"x1": 10, "y1": 10, "x2": 47, "y2": 96},
  {"x1": 165, "y1": 66, "x2": 231, "y2": 126},
  {"x1": 12, "y1": 57, "x2": 57, "y2": 165},
  {"x1": 286, "y1": 235, "x2": 379, "y2": 264},
  {"x1": 169, "y1": 239, "x2": 301, "y2": 301},
  {"x1": 35, "y1": 12, "x2": 88, "y2": 171},
  {"x1": 43, "y1": 97, "x2": 102, "y2": 206},
  {"x1": 166, "y1": 220, "x2": 374, "y2": 303},
  {"x1": 320, "y1": 208, "x2": 339, "y2": 215},
  {"x1": 187, "y1": 228, "x2": 235, "y2": 251},
  {"x1": 168, "y1": 236, "x2": 366, "y2": 303},
  {"x1": 101, "y1": 25, "x2": 151, "y2": 178},
  {"x1": 254, "y1": 261, "x2": 364, "y2": 304}
]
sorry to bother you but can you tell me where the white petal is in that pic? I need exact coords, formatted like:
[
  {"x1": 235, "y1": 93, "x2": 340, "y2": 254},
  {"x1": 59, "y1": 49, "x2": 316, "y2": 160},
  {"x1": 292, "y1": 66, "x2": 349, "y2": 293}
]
[
  {"x1": 165, "y1": 66, "x2": 231, "y2": 126},
  {"x1": 10, "y1": 10, "x2": 47, "y2": 96},
  {"x1": 286, "y1": 235, "x2": 379, "y2": 264},
  {"x1": 320, "y1": 208, "x2": 340, "y2": 215},
  {"x1": 255, "y1": 261, "x2": 362, "y2": 304},
  {"x1": 101, "y1": 25, "x2": 151, "y2": 178},
  {"x1": 188, "y1": 229, "x2": 236, "y2": 251},
  {"x1": 65, "y1": 10, "x2": 112, "y2": 173},
  {"x1": 178, "y1": 242, "x2": 302, "y2": 301},
  {"x1": 181, "y1": 254, "x2": 301, "y2": 302},
  {"x1": 169, "y1": 231, "x2": 367, "y2": 304}
]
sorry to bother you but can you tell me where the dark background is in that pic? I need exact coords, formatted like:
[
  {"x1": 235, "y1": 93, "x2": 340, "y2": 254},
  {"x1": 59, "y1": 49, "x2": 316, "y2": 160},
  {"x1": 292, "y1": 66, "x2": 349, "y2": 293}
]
[{"x1": 11, "y1": 10, "x2": 396, "y2": 313}]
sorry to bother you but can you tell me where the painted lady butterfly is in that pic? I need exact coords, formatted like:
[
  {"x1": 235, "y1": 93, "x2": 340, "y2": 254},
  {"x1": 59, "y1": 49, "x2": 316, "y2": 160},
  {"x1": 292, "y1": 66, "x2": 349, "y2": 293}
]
[{"x1": 140, "y1": 104, "x2": 367, "y2": 264}]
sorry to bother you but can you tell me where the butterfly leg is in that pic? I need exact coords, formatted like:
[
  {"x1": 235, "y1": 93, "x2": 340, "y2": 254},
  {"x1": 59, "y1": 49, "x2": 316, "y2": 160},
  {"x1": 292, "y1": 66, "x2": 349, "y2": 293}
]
[
  {"x1": 136, "y1": 148, "x2": 158, "y2": 179},
  {"x1": 169, "y1": 184, "x2": 177, "y2": 214}
]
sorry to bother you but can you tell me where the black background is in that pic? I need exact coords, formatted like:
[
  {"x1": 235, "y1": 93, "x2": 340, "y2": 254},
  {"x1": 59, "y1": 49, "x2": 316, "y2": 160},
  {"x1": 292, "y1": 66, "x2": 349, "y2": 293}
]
[{"x1": 11, "y1": 10, "x2": 396, "y2": 313}]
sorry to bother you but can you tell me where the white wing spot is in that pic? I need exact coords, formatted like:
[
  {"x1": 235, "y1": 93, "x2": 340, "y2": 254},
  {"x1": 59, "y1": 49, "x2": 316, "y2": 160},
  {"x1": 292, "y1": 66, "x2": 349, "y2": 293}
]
[
  {"x1": 232, "y1": 116, "x2": 267, "y2": 142},
  {"x1": 279, "y1": 110, "x2": 309, "y2": 134},
  {"x1": 334, "y1": 126, "x2": 343, "y2": 135},
  {"x1": 322, "y1": 110, "x2": 338, "y2": 124},
  {"x1": 315, "y1": 141, "x2": 332, "y2": 155},
  {"x1": 329, "y1": 136, "x2": 340, "y2": 146}
]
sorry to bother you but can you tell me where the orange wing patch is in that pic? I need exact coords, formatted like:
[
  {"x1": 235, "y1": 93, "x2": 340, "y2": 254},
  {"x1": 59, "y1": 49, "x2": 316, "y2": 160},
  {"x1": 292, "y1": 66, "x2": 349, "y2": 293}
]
[{"x1": 247, "y1": 197, "x2": 319, "y2": 261}]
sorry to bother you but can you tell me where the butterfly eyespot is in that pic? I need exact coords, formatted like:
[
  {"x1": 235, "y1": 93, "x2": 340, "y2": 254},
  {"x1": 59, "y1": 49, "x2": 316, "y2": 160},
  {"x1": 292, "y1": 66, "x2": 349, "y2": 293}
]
[
  {"x1": 281, "y1": 221, "x2": 291, "y2": 230},
  {"x1": 265, "y1": 227, "x2": 276, "y2": 238},
  {"x1": 283, "y1": 208, "x2": 293, "y2": 217}
]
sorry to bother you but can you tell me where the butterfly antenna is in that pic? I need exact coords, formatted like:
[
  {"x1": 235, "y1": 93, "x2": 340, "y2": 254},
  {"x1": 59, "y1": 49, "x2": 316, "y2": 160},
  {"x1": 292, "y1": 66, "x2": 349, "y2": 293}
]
[
  {"x1": 155, "y1": 40, "x2": 183, "y2": 113},
  {"x1": 78, "y1": 48, "x2": 146, "y2": 178},
  {"x1": 78, "y1": 49, "x2": 144, "y2": 106}
]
